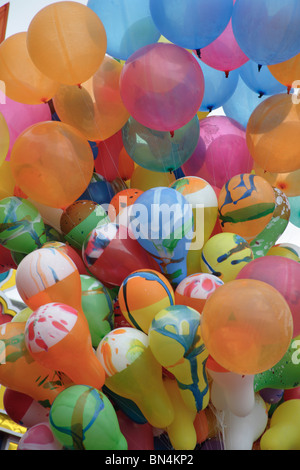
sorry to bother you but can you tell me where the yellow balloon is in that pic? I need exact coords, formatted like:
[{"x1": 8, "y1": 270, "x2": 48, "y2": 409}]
[
  {"x1": 0, "y1": 161, "x2": 15, "y2": 199},
  {"x1": 260, "y1": 400, "x2": 300, "y2": 450},
  {"x1": 27, "y1": 2, "x2": 107, "y2": 86},
  {"x1": 11, "y1": 307, "x2": 33, "y2": 323},
  {"x1": 0, "y1": 32, "x2": 59, "y2": 105},
  {"x1": 267, "y1": 243, "x2": 300, "y2": 262},
  {"x1": 130, "y1": 165, "x2": 176, "y2": 191},
  {"x1": 0, "y1": 113, "x2": 9, "y2": 166}
]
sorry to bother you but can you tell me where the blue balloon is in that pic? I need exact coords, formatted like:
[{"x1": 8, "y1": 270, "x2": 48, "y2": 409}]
[
  {"x1": 87, "y1": 0, "x2": 160, "y2": 60},
  {"x1": 232, "y1": 0, "x2": 300, "y2": 65},
  {"x1": 150, "y1": 0, "x2": 233, "y2": 50},
  {"x1": 78, "y1": 173, "x2": 115, "y2": 206},
  {"x1": 288, "y1": 196, "x2": 300, "y2": 228},
  {"x1": 239, "y1": 61, "x2": 287, "y2": 97}
]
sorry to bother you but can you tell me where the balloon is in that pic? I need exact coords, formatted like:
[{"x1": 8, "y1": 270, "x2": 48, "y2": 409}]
[
  {"x1": 232, "y1": 0, "x2": 300, "y2": 66},
  {"x1": 0, "y1": 32, "x2": 59, "y2": 105},
  {"x1": 284, "y1": 387, "x2": 300, "y2": 401},
  {"x1": 254, "y1": 163, "x2": 300, "y2": 198},
  {"x1": 27, "y1": 2, "x2": 107, "y2": 86},
  {"x1": 149, "y1": 0, "x2": 233, "y2": 50},
  {"x1": 120, "y1": 43, "x2": 205, "y2": 132},
  {"x1": 267, "y1": 243, "x2": 300, "y2": 262},
  {"x1": 130, "y1": 166, "x2": 175, "y2": 191},
  {"x1": 0, "y1": 114, "x2": 9, "y2": 165},
  {"x1": 0, "y1": 161, "x2": 15, "y2": 199},
  {"x1": 18, "y1": 422, "x2": 64, "y2": 451},
  {"x1": 77, "y1": 173, "x2": 115, "y2": 207},
  {"x1": 0, "y1": 197, "x2": 47, "y2": 254},
  {"x1": 149, "y1": 305, "x2": 209, "y2": 413},
  {"x1": 218, "y1": 173, "x2": 276, "y2": 243},
  {"x1": 25, "y1": 302, "x2": 106, "y2": 390},
  {"x1": 182, "y1": 116, "x2": 254, "y2": 190},
  {"x1": 260, "y1": 400, "x2": 300, "y2": 450},
  {"x1": 118, "y1": 269, "x2": 175, "y2": 333},
  {"x1": 80, "y1": 274, "x2": 114, "y2": 348},
  {"x1": 116, "y1": 409, "x2": 154, "y2": 451},
  {"x1": 239, "y1": 61, "x2": 286, "y2": 97},
  {"x1": 97, "y1": 327, "x2": 174, "y2": 428},
  {"x1": 122, "y1": 115, "x2": 200, "y2": 173},
  {"x1": 236, "y1": 256, "x2": 300, "y2": 337},
  {"x1": 43, "y1": 241, "x2": 87, "y2": 276},
  {"x1": 60, "y1": 200, "x2": 110, "y2": 251},
  {"x1": 11, "y1": 308, "x2": 32, "y2": 323},
  {"x1": 289, "y1": 196, "x2": 300, "y2": 228},
  {"x1": 3, "y1": 388, "x2": 50, "y2": 429},
  {"x1": 129, "y1": 187, "x2": 194, "y2": 287},
  {"x1": 193, "y1": 410, "x2": 209, "y2": 445},
  {"x1": 200, "y1": 233, "x2": 254, "y2": 283},
  {"x1": 259, "y1": 388, "x2": 284, "y2": 405},
  {"x1": 87, "y1": 0, "x2": 160, "y2": 61},
  {"x1": 0, "y1": 244, "x2": 18, "y2": 273},
  {"x1": 268, "y1": 53, "x2": 300, "y2": 90},
  {"x1": 175, "y1": 273, "x2": 224, "y2": 315},
  {"x1": 49, "y1": 385, "x2": 127, "y2": 450},
  {"x1": 108, "y1": 188, "x2": 143, "y2": 222},
  {"x1": 201, "y1": 279, "x2": 293, "y2": 375},
  {"x1": 10, "y1": 121, "x2": 95, "y2": 209},
  {"x1": 246, "y1": 93, "x2": 300, "y2": 174},
  {"x1": 52, "y1": 55, "x2": 130, "y2": 142}
]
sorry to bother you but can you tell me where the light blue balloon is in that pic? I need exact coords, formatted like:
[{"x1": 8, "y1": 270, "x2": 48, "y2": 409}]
[
  {"x1": 288, "y1": 196, "x2": 300, "y2": 228},
  {"x1": 232, "y1": 0, "x2": 300, "y2": 65},
  {"x1": 239, "y1": 61, "x2": 287, "y2": 97},
  {"x1": 150, "y1": 0, "x2": 233, "y2": 50},
  {"x1": 87, "y1": 0, "x2": 160, "y2": 60}
]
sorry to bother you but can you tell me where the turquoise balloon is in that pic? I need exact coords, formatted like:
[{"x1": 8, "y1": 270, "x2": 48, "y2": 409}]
[{"x1": 289, "y1": 196, "x2": 300, "y2": 228}]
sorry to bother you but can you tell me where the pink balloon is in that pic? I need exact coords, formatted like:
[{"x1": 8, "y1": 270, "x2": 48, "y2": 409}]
[
  {"x1": 4, "y1": 388, "x2": 49, "y2": 428},
  {"x1": 18, "y1": 423, "x2": 64, "y2": 450},
  {"x1": 0, "y1": 91, "x2": 51, "y2": 161},
  {"x1": 182, "y1": 116, "x2": 254, "y2": 189},
  {"x1": 120, "y1": 43, "x2": 204, "y2": 132}
]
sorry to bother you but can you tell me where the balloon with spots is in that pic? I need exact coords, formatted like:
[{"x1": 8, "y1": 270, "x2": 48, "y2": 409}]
[{"x1": 175, "y1": 273, "x2": 224, "y2": 314}]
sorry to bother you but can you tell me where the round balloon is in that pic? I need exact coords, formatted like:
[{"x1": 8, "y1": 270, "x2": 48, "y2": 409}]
[
  {"x1": 175, "y1": 273, "x2": 224, "y2": 314},
  {"x1": 267, "y1": 243, "x2": 300, "y2": 262},
  {"x1": 268, "y1": 53, "x2": 300, "y2": 90},
  {"x1": 254, "y1": 163, "x2": 300, "y2": 198},
  {"x1": 239, "y1": 61, "x2": 286, "y2": 97}
]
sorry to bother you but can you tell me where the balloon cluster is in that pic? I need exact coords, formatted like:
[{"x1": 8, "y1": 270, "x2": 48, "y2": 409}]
[{"x1": 0, "y1": 0, "x2": 299, "y2": 451}]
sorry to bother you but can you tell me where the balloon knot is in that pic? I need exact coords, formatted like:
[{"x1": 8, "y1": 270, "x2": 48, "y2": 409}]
[
  {"x1": 195, "y1": 49, "x2": 201, "y2": 59},
  {"x1": 287, "y1": 86, "x2": 292, "y2": 95},
  {"x1": 258, "y1": 64, "x2": 263, "y2": 72},
  {"x1": 170, "y1": 131, "x2": 174, "y2": 138},
  {"x1": 225, "y1": 71, "x2": 229, "y2": 78}
]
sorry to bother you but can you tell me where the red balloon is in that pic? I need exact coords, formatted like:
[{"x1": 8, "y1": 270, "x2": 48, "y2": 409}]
[
  {"x1": 0, "y1": 244, "x2": 18, "y2": 273},
  {"x1": 117, "y1": 410, "x2": 154, "y2": 450}
]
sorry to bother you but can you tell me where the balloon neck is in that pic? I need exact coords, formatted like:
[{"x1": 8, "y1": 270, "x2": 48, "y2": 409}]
[
  {"x1": 207, "y1": 106, "x2": 214, "y2": 113},
  {"x1": 258, "y1": 92, "x2": 265, "y2": 99},
  {"x1": 287, "y1": 86, "x2": 292, "y2": 95},
  {"x1": 258, "y1": 64, "x2": 263, "y2": 72},
  {"x1": 195, "y1": 49, "x2": 201, "y2": 59},
  {"x1": 170, "y1": 130, "x2": 174, "y2": 138},
  {"x1": 225, "y1": 71, "x2": 229, "y2": 78}
]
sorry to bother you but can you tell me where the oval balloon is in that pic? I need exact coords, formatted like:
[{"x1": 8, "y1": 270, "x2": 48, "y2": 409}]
[{"x1": 239, "y1": 61, "x2": 287, "y2": 96}]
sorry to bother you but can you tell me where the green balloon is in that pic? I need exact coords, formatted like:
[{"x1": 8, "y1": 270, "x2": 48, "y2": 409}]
[
  {"x1": 49, "y1": 385, "x2": 128, "y2": 450},
  {"x1": 0, "y1": 197, "x2": 47, "y2": 254},
  {"x1": 80, "y1": 275, "x2": 114, "y2": 348}
]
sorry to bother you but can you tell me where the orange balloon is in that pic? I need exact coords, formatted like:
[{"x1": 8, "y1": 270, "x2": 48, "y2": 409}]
[
  {"x1": 246, "y1": 94, "x2": 300, "y2": 173},
  {"x1": 201, "y1": 279, "x2": 293, "y2": 375},
  {"x1": 10, "y1": 121, "x2": 94, "y2": 209},
  {"x1": 0, "y1": 32, "x2": 59, "y2": 105},
  {"x1": 27, "y1": 1, "x2": 107, "y2": 86},
  {"x1": 53, "y1": 56, "x2": 130, "y2": 142},
  {"x1": 254, "y1": 162, "x2": 300, "y2": 197},
  {"x1": 268, "y1": 53, "x2": 300, "y2": 90},
  {"x1": 118, "y1": 147, "x2": 135, "y2": 181}
]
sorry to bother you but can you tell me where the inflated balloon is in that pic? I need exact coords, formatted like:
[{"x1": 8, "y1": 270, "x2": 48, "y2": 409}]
[
  {"x1": 175, "y1": 273, "x2": 224, "y2": 314},
  {"x1": 87, "y1": 0, "x2": 160, "y2": 61},
  {"x1": 118, "y1": 269, "x2": 175, "y2": 333},
  {"x1": 49, "y1": 385, "x2": 127, "y2": 450},
  {"x1": 259, "y1": 388, "x2": 284, "y2": 405},
  {"x1": 0, "y1": 32, "x2": 59, "y2": 105},
  {"x1": 268, "y1": 53, "x2": 300, "y2": 91},
  {"x1": 254, "y1": 163, "x2": 300, "y2": 198},
  {"x1": 260, "y1": 400, "x2": 300, "y2": 450},
  {"x1": 52, "y1": 55, "x2": 130, "y2": 142},
  {"x1": 60, "y1": 200, "x2": 110, "y2": 250},
  {"x1": 237, "y1": 256, "x2": 300, "y2": 337},
  {"x1": 246, "y1": 93, "x2": 300, "y2": 173},
  {"x1": 27, "y1": 2, "x2": 107, "y2": 86},
  {"x1": 0, "y1": 161, "x2": 15, "y2": 199},
  {"x1": 200, "y1": 233, "x2": 254, "y2": 283},
  {"x1": 130, "y1": 166, "x2": 176, "y2": 191},
  {"x1": 239, "y1": 61, "x2": 286, "y2": 97},
  {"x1": 108, "y1": 188, "x2": 143, "y2": 222},
  {"x1": 0, "y1": 244, "x2": 18, "y2": 274},
  {"x1": 0, "y1": 113, "x2": 9, "y2": 165},
  {"x1": 267, "y1": 243, "x2": 300, "y2": 262},
  {"x1": 42, "y1": 241, "x2": 87, "y2": 276},
  {"x1": 120, "y1": 43, "x2": 205, "y2": 132},
  {"x1": 122, "y1": 115, "x2": 200, "y2": 173},
  {"x1": 18, "y1": 422, "x2": 64, "y2": 451},
  {"x1": 97, "y1": 327, "x2": 174, "y2": 428},
  {"x1": 182, "y1": 116, "x2": 254, "y2": 190},
  {"x1": 78, "y1": 173, "x2": 115, "y2": 207},
  {"x1": 218, "y1": 173, "x2": 276, "y2": 242},
  {"x1": 289, "y1": 195, "x2": 300, "y2": 228},
  {"x1": 232, "y1": 0, "x2": 300, "y2": 66},
  {"x1": 117, "y1": 410, "x2": 154, "y2": 451},
  {"x1": 80, "y1": 274, "x2": 114, "y2": 348},
  {"x1": 11, "y1": 308, "x2": 32, "y2": 324},
  {"x1": 130, "y1": 187, "x2": 194, "y2": 287},
  {"x1": 94, "y1": 130, "x2": 123, "y2": 182},
  {"x1": 0, "y1": 197, "x2": 47, "y2": 254},
  {"x1": 118, "y1": 147, "x2": 136, "y2": 182},
  {"x1": 10, "y1": 121, "x2": 95, "y2": 209},
  {"x1": 25, "y1": 302, "x2": 106, "y2": 390},
  {"x1": 193, "y1": 410, "x2": 209, "y2": 445},
  {"x1": 284, "y1": 387, "x2": 300, "y2": 401},
  {"x1": 149, "y1": 305, "x2": 209, "y2": 413},
  {"x1": 150, "y1": 0, "x2": 233, "y2": 50},
  {"x1": 201, "y1": 279, "x2": 294, "y2": 375},
  {"x1": 3, "y1": 388, "x2": 50, "y2": 428}
]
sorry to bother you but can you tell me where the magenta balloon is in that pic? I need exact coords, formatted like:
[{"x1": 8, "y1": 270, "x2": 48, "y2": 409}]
[
  {"x1": 182, "y1": 116, "x2": 253, "y2": 189},
  {"x1": 120, "y1": 43, "x2": 204, "y2": 132},
  {"x1": 0, "y1": 91, "x2": 51, "y2": 161},
  {"x1": 236, "y1": 256, "x2": 300, "y2": 338}
]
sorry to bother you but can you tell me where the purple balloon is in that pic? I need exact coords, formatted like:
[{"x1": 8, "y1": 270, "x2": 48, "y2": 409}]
[{"x1": 259, "y1": 388, "x2": 284, "y2": 405}]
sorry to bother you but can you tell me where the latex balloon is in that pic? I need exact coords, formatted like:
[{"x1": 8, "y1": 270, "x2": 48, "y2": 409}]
[
  {"x1": 200, "y1": 233, "x2": 254, "y2": 283},
  {"x1": 87, "y1": 0, "x2": 160, "y2": 61},
  {"x1": 246, "y1": 93, "x2": 300, "y2": 173},
  {"x1": 254, "y1": 163, "x2": 300, "y2": 198},
  {"x1": 97, "y1": 327, "x2": 174, "y2": 428},
  {"x1": 218, "y1": 173, "x2": 276, "y2": 243},
  {"x1": 130, "y1": 166, "x2": 175, "y2": 191},
  {"x1": 78, "y1": 173, "x2": 115, "y2": 207},
  {"x1": 10, "y1": 121, "x2": 95, "y2": 209},
  {"x1": 3, "y1": 388, "x2": 50, "y2": 428},
  {"x1": 260, "y1": 400, "x2": 300, "y2": 450},
  {"x1": 43, "y1": 241, "x2": 87, "y2": 276},
  {"x1": 237, "y1": 256, "x2": 300, "y2": 337},
  {"x1": 289, "y1": 195, "x2": 300, "y2": 228},
  {"x1": 232, "y1": 0, "x2": 300, "y2": 66},
  {"x1": 52, "y1": 55, "x2": 130, "y2": 142},
  {"x1": 11, "y1": 308, "x2": 32, "y2": 323},
  {"x1": 149, "y1": 0, "x2": 233, "y2": 50},
  {"x1": 25, "y1": 302, "x2": 106, "y2": 390},
  {"x1": 120, "y1": 43, "x2": 205, "y2": 132},
  {"x1": 49, "y1": 385, "x2": 127, "y2": 450},
  {"x1": 201, "y1": 279, "x2": 294, "y2": 375},
  {"x1": 0, "y1": 161, "x2": 15, "y2": 199},
  {"x1": 284, "y1": 387, "x2": 300, "y2": 401},
  {"x1": 0, "y1": 197, "x2": 47, "y2": 254},
  {"x1": 118, "y1": 269, "x2": 175, "y2": 333},
  {"x1": 268, "y1": 53, "x2": 300, "y2": 90},
  {"x1": 175, "y1": 273, "x2": 224, "y2": 314},
  {"x1": 182, "y1": 116, "x2": 254, "y2": 190},
  {"x1": 0, "y1": 32, "x2": 59, "y2": 105},
  {"x1": 129, "y1": 187, "x2": 194, "y2": 287},
  {"x1": 122, "y1": 115, "x2": 200, "y2": 173},
  {"x1": 0, "y1": 244, "x2": 18, "y2": 273},
  {"x1": 116, "y1": 410, "x2": 154, "y2": 451},
  {"x1": 27, "y1": 2, "x2": 107, "y2": 86},
  {"x1": 267, "y1": 243, "x2": 300, "y2": 262},
  {"x1": 239, "y1": 61, "x2": 286, "y2": 97},
  {"x1": 18, "y1": 422, "x2": 64, "y2": 451},
  {"x1": 108, "y1": 188, "x2": 143, "y2": 222},
  {"x1": 259, "y1": 388, "x2": 284, "y2": 405},
  {"x1": 0, "y1": 114, "x2": 9, "y2": 165},
  {"x1": 149, "y1": 305, "x2": 209, "y2": 413}
]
